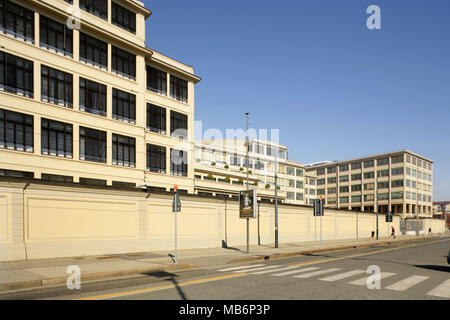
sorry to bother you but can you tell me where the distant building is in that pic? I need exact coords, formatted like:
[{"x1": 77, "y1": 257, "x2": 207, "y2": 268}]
[
  {"x1": 306, "y1": 150, "x2": 434, "y2": 219},
  {"x1": 193, "y1": 139, "x2": 306, "y2": 204}
]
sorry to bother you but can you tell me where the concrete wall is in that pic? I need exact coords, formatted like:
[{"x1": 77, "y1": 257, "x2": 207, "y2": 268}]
[{"x1": 0, "y1": 181, "x2": 445, "y2": 261}]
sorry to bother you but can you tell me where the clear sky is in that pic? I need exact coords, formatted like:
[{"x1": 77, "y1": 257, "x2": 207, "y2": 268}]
[{"x1": 143, "y1": 0, "x2": 450, "y2": 201}]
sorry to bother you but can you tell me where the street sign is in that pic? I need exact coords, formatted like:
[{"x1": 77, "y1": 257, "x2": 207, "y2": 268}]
[
  {"x1": 239, "y1": 189, "x2": 257, "y2": 219},
  {"x1": 313, "y1": 199, "x2": 324, "y2": 216},
  {"x1": 385, "y1": 210, "x2": 393, "y2": 222},
  {"x1": 172, "y1": 192, "x2": 181, "y2": 212}
]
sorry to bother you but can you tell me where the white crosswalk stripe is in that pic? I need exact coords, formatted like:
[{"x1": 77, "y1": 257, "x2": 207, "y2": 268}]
[
  {"x1": 427, "y1": 279, "x2": 450, "y2": 298},
  {"x1": 271, "y1": 267, "x2": 320, "y2": 277},
  {"x1": 293, "y1": 268, "x2": 341, "y2": 279},
  {"x1": 233, "y1": 265, "x2": 282, "y2": 273},
  {"x1": 217, "y1": 264, "x2": 264, "y2": 272},
  {"x1": 250, "y1": 266, "x2": 299, "y2": 275},
  {"x1": 385, "y1": 275, "x2": 429, "y2": 291},
  {"x1": 319, "y1": 270, "x2": 366, "y2": 282},
  {"x1": 349, "y1": 272, "x2": 396, "y2": 286}
]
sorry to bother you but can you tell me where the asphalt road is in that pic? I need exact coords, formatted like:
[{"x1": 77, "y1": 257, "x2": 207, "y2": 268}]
[{"x1": 1, "y1": 237, "x2": 449, "y2": 300}]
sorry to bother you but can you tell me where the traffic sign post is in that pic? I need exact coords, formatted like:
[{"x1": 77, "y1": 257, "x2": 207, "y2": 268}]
[
  {"x1": 313, "y1": 198, "x2": 325, "y2": 249},
  {"x1": 239, "y1": 189, "x2": 257, "y2": 254},
  {"x1": 172, "y1": 185, "x2": 181, "y2": 264}
]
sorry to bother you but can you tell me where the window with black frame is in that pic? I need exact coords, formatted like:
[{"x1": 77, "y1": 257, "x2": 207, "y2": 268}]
[
  {"x1": 0, "y1": 51, "x2": 33, "y2": 98},
  {"x1": 112, "y1": 1, "x2": 136, "y2": 33},
  {"x1": 112, "y1": 46, "x2": 136, "y2": 80},
  {"x1": 79, "y1": 32, "x2": 108, "y2": 70},
  {"x1": 0, "y1": 0, "x2": 34, "y2": 43},
  {"x1": 112, "y1": 133, "x2": 135, "y2": 167},
  {"x1": 112, "y1": 88, "x2": 135, "y2": 123},
  {"x1": 41, "y1": 65, "x2": 73, "y2": 108},
  {"x1": 41, "y1": 118, "x2": 72, "y2": 158},
  {"x1": 79, "y1": 126, "x2": 106, "y2": 163},
  {"x1": 147, "y1": 66, "x2": 167, "y2": 95},
  {"x1": 79, "y1": 0, "x2": 107, "y2": 20},
  {"x1": 147, "y1": 103, "x2": 166, "y2": 134},
  {"x1": 0, "y1": 108, "x2": 33, "y2": 152},
  {"x1": 147, "y1": 144, "x2": 166, "y2": 173},
  {"x1": 79, "y1": 77, "x2": 106, "y2": 116},
  {"x1": 170, "y1": 111, "x2": 187, "y2": 139},
  {"x1": 40, "y1": 15, "x2": 73, "y2": 57},
  {"x1": 170, "y1": 148, "x2": 188, "y2": 177},
  {"x1": 170, "y1": 75, "x2": 187, "y2": 102}
]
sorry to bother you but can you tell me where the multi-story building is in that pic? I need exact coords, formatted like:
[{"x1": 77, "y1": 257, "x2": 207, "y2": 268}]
[
  {"x1": 305, "y1": 150, "x2": 434, "y2": 219},
  {"x1": 0, "y1": 0, "x2": 200, "y2": 192},
  {"x1": 193, "y1": 139, "x2": 307, "y2": 204}
]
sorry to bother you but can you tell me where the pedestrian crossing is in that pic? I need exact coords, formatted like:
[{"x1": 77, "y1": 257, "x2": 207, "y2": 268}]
[{"x1": 217, "y1": 264, "x2": 450, "y2": 298}]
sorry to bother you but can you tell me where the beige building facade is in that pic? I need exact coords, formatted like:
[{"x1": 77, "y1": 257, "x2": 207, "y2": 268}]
[
  {"x1": 193, "y1": 139, "x2": 307, "y2": 205},
  {"x1": 305, "y1": 150, "x2": 434, "y2": 219},
  {"x1": 0, "y1": 0, "x2": 200, "y2": 193}
]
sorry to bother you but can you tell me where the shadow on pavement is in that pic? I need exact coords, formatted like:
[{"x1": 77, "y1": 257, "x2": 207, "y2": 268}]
[
  {"x1": 414, "y1": 265, "x2": 450, "y2": 273},
  {"x1": 141, "y1": 270, "x2": 188, "y2": 300}
]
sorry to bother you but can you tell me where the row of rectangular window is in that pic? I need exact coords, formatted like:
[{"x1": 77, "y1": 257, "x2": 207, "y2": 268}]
[
  {"x1": 1, "y1": 2, "x2": 189, "y2": 102},
  {"x1": 405, "y1": 167, "x2": 432, "y2": 181},
  {"x1": 248, "y1": 143, "x2": 287, "y2": 159},
  {"x1": 72, "y1": 0, "x2": 136, "y2": 34},
  {"x1": 0, "y1": 107, "x2": 189, "y2": 175},
  {"x1": 0, "y1": 51, "x2": 189, "y2": 131},
  {"x1": 316, "y1": 156, "x2": 406, "y2": 176}
]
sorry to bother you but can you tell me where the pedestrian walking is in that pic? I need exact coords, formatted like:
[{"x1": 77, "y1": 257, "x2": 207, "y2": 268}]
[
  {"x1": 428, "y1": 227, "x2": 432, "y2": 235},
  {"x1": 391, "y1": 226, "x2": 396, "y2": 239}
]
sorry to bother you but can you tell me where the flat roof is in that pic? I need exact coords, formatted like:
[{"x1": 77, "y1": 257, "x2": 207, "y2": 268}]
[{"x1": 305, "y1": 150, "x2": 433, "y2": 168}]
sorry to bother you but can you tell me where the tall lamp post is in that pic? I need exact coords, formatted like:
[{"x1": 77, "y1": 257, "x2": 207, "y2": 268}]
[
  {"x1": 274, "y1": 147, "x2": 279, "y2": 248},
  {"x1": 245, "y1": 113, "x2": 250, "y2": 253}
]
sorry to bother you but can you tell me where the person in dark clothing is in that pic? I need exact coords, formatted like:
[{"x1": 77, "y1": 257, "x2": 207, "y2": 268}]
[{"x1": 391, "y1": 226, "x2": 396, "y2": 239}]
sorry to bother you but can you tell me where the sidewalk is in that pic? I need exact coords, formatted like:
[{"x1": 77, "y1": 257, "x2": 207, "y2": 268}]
[{"x1": 0, "y1": 234, "x2": 445, "y2": 293}]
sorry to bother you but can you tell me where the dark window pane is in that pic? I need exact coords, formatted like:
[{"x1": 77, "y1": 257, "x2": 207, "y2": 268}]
[
  {"x1": 41, "y1": 118, "x2": 72, "y2": 158},
  {"x1": 0, "y1": 108, "x2": 33, "y2": 152},
  {"x1": 39, "y1": 15, "x2": 73, "y2": 56},
  {"x1": 79, "y1": 0, "x2": 107, "y2": 20},
  {"x1": 147, "y1": 66, "x2": 167, "y2": 95},
  {"x1": 0, "y1": 51, "x2": 33, "y2": 98},
  {"x1": 79, "y1": 32, "x2": 108, "y2": 69},
  {"x1": 41, "y1": 65, "x2": 73, "y2": 108},
  {"x1": 147, "y1": 103, "x2": 166, "y2": 134},
  {"x1": 111, "y1": 1, "x2": 136, "y2": 33},
  {"x1": 112, "y1": 88, "x2": 136, "y2": 123},
  {"x1": 0, "y1": 0, "x2": 34, "y2": 43},
  {"x1": 170, "y1": 75, "x2": 188, "y2": 102}
]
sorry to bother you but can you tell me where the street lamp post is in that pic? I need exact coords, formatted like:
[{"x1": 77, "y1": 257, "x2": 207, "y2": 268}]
[
  {"x1": 245, "y1": 113, "x2": 250, "y2": 254},
  {"x1": 275, "y1": 147, "x2": 279, "y2": 248}
]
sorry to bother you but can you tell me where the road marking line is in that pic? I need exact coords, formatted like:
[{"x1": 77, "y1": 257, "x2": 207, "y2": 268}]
[
  {"x1": 288, "y1": 239, "x2": 450, "y2": 268},
  {"x1": 385, "y1": 275, "x2": 429, "y2": 291},
  {"x1": 76, "y1": 273, "x2": 247, "y2": 300},
  {"x1": 293, "y1": 268, "x2": 341, "y2": 279},
  {"x1": 272, "y1": 267, "x2": 320, "y2": 277},
  {"x1": 218, "y1": 264, "x2": 264, "y2": 272},
  {"x1": 319, "y1": 270, "x2": 366, "y2": 282},
  {"x1": 251, "y1": 266, "x2": 298, "y2": 275},
  {"x1": 348, "y1": 272, "x2": 396, "y2": 286},
  {"x1": 232, "y1": 265, "x2": 281, "y2": 273},
  {"x1": 427, "y1": 279, "x2": 450, "y2": 298}
]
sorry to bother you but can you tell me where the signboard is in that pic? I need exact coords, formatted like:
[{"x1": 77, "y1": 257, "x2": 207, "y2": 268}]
[
  {"x1": 172, "y1": 191, "x2": 181, "y2": 212},
  {"x1": 385, "y1": 210, "x2": 393, "y2": 222},
  {"x1": 313, "y1": 199, "x2": 324, "y2": 216},
  {"x1": 239, "y1": 189, "x2": 257, "y2": 219}
]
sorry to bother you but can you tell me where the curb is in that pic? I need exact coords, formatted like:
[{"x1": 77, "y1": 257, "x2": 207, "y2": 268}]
[
  {"x1": 229, "y1": 235, "x2": 442, "y2": 264},
  {"x1": 0, "y1": 264, "x2": 195, "y2": 294}
]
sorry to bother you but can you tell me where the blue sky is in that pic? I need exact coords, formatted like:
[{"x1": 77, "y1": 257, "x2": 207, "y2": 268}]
[{"x1": 143, "y1": 0, "x2": 450, "y2": 201}]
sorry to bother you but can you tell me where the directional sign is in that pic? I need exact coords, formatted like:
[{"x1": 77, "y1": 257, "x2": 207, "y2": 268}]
[
  {"x1": 385, "y1": 210, "x2": 393, "y2": 222},
  {"x1": 239, "y1": 189, "x2": 257, "y2": 219},
  {"x1": 172, "y1": 192, "x2": 181, "y2": 212},
  {"x1": 313, "y1": 199, "x2": 324, "y2": 216}
]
